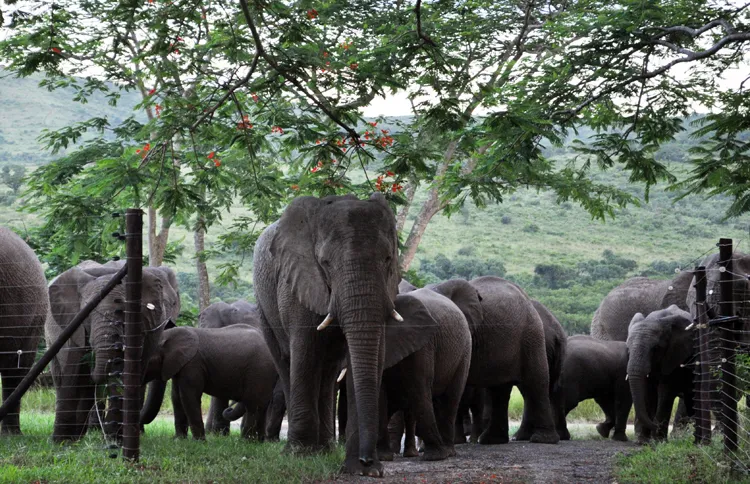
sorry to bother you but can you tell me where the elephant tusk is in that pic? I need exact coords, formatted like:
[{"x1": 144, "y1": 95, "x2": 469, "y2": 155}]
[
  {"x1": 625, "y1": 374, "x2": 628, "y2": 381},
  {"x1": 337, "y1": 368, "x2": 347, "y2": 383},
  {"x1": 391, "y1": 309, "x2": 404, "y2": 322},
  {"x1": 317, "y1": 313, "x2": 334, "y2": 331},
  {"x1": 686, "y1": 322, "x2": 696, "y2": 330}
]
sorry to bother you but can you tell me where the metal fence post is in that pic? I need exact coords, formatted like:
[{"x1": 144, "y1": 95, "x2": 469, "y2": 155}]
[
  {"x1": 122, "y1": 209, "x2": 143, "y2": 461},
  {"x1": 719, "y1": 238, "x2": 738, "y2": 453},
  {"x1": 694, "y1": 265, "x2": 711, "y2": 444}
]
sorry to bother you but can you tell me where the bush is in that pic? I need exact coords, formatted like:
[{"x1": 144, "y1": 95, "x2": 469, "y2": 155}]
[
  {"x1": 418, "y1": 253, "x2": 506, "y2": 281},
  {"x1": 533, "y1": 264, "x2": 576, "y2": 289},
  {"x1": 523, "y1": 223, "x2": 540, "y2": 233},
  {"x1": 456, "y1": 246, "x2": 475, "y2": 256},
  {"x1": 501, "y1": 215, "x2": 512, "y2": 225}
]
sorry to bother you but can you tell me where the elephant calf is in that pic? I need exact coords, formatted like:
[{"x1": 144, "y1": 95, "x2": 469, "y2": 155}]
[
  {"x1": 143, "y1": 324, "x2": 278, "y2": 440},
  {"x1": 560, "y1": 335, "x2": 631, "y2": 441}
]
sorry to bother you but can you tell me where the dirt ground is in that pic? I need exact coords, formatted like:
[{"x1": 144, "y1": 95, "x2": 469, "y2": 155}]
[{"x1": 327, "y1": 437, "x2": 636, "y2": 483}]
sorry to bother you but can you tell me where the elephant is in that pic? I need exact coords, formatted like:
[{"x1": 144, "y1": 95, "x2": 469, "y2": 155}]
[
  {"x1": 0, "y1": 227, "x2": 49, "y2": 435},
  {"x1": 626, "y1": 305, "x2": 694, "y2": 442},
  {"x1": 142, "y1": 324, "x2": 277, "y2": 440},
  {"x1": 198, "y1": 300, "x2": 286, "y2": 440},
  {"x1": 447, "y1": 298, "x2": 567, "y2": 443},
  {"x1": 45, "y1": 260, "x2": 180, "y2": 442},
  {"x1": 591, "y1": 272, "x2": 692, "y2": 341},
  {"x1": 376, "y1": 288, "x2": 472, "y2": 462},
  {"x1": 429, "y1": 276, "x2": 559, "y2": 445},
  {"x1": 559, "y1": 335, "x2": 631, "y2": 441},
  {"x1": 253, "y1": 194, "x2": 402, "y2": 477}
]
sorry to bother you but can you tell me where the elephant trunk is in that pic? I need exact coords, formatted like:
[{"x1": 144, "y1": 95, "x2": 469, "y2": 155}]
[
  {"x1": 223, "y1": 402, "x2": 246, "y2": 422},
  {"x1": 140, "y1": 380, "x2": 167, "y2": 425},
  {"x1": 91, "y1": 345, "x2": 119, "y2": 385},
  {"x1": 344, "y1": 323, "x2": 384, "y2": 467},
  {"x1": 629, "y1": 375, "x2": 656, "y2": 431}
]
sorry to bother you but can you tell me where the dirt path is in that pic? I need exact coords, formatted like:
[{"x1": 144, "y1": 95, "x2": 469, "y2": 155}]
[{"x1": 328, "y1": 439, "x2": 636, "y2": 483}]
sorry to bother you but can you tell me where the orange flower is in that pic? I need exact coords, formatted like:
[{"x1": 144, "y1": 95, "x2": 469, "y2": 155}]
[
  {"x1": 251, "y1": 93, "x2": 259, "y2": 102},
  {"x1": 306, "y1": 8, "x2": 318, "y2": 19},
  {"x1": 340, "y1": 42, "x2": 351, "y2": 50},
  {"x1": 291, "y1": 184, "x2": 300, "y2": 190},
  {"x1": 213, "y1": 159, "x2": 221, "y2": 167},
  {"x1": 148, "y1": 88, "x2": 156, "y2": 95},
  {"x1": 369, "y1": 121, "x2": 377, "y2": 127},
  {"x1": 50, "y1": 47, "x2": 62, "y2": 54},
  {"x1": 207, "y1": 152, "x2": 215, "y2": 159},
  {"x1": 349, "y1": 63, "x2": 358, "y2": 70},
  {"x1": 323, "y1": 52, "x2": 329, "y2": 58},
  {"x1": 386, "y1": 170, "x2": 394, "y2": 177}
]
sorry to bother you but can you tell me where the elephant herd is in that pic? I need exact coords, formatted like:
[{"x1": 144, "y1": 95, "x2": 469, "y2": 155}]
[{"x1": 0, "y1": 194, "x2": 748, "y2": 479}]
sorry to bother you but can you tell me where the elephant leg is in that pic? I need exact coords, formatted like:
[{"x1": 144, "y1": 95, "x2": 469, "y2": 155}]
[
  {"x1": 337, "y1": 382, "x2": 347, "y2": 444},
  {"x1": 479, "y1": 385, "x2": 512, "y2": 445},
  {"x1": 387, "y1": 410, "x2": 405, "y2": 454},
  {"x1": 172, "y1": 383, "x2": 188, "y2": 439},
  {"x1": 205, "y1": 397, "x2": 231, "y2": 435},
  {"x1": 51, "y1": 355, "x2": 91, "y2": 442},
  {"x1": 454, "y1": 402, "x2": 469, "y2": 444},
  {"x1": 671, "y1": 398, "x2": 691, "y2": 435},
  {"x1": 654, "y1": 384, "x2": 675, "y2": 441},
  {"x1": 594, "y1": 396, "x2": 615, "y2": 438},
  {"x1": 514, "y1": 395, "x2": 534, "y2": 441},
  {"x1": 412, "y1": 398, "x2": 446, "y2": 461},
  {"x1": 317, "y1": 361, "x2": 337, "y2": 449},
  {"x1": 240, "y1": 408, "x2": 260, "y2": 440},
  {"x1": 404, "y1": 409, "x2": 419, "y2": 457},
  {"x1": 469, "y1": 390, "x2": 485, "y2": 443},
  {"x1": 551, "y1": 387, "x2": 570, "y2": 441},
  {"x1": 265, "y1": 380, "x2": 286, "y2": 441},
  {"x1": 286, "y1": 334, "x2": 323, "y2": 452},
  {"x1": 377, "y1": 387, "x2": 393, "y2": 462},
  {"x1": 517, "y1": 359, "x2": 559, "y2": 444},
  {"x1": 178, "y1": 384, "x2": 205, "y2": 441},
  {"x1": 612, "y1": 394, "x2": 631, "y2": 442},
  {"x1": 0, "y1": 366, "x2": 23, "y2": 435}
]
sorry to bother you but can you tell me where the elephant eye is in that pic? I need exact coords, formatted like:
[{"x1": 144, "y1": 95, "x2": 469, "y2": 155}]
[{"x1": 385, "y1": 255, "x2": 392, "y2": 264}]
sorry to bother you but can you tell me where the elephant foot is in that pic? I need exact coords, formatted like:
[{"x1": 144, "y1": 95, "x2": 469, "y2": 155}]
[
  {"x1": 469, "y1": 435, "x2": 479, "y2": 444},
  {"x1": 478, "y1": 430, "x2": 509, "y2": 445},
  {"x1": 454, "y1": 433, "x2": 467, "y2": 444},
  {"x1": 0, "y1": 426, "x2": 22, "y2": 436},
  {"x1": 529, "y1": 429, "x2": 560, "y2": 444},
  {"x1": 513, "y1": 426, "x2": 533, "y2": 441},
  {"x1": 558, "y1": 428, "x2": 571, "y2": 441},
  {"x1": 403, "y1": 446, "x2": 420, "y2": 458},
  {"x1": 342, "y1": 456, "x2": 384, "y2": 477},
  {"x1": 420, "y1": 447, "x2": 449, "y2": 461},
  {"x1": 173, "y1": 433, "x2": 188, "y2": 439},
  {"x1": 378, "y1": 450, "x2": 394, "y2": 462},
  {"x1": 596, "y1": 422, "x2": 612, "y2": 439},
  {"x1": 191, "y1": 435, "x2": 206, "y2": 441},
  {"x1": 612, "y1": 432, "x2": 628, "y2": 442}
]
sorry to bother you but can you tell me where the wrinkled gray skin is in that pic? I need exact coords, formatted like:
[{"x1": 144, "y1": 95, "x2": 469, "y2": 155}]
[
  {"x1": 142, "y1": 325, "x2": 277, "y2": 440},
  {"x1": 45, "y1": 260, "x2": 179, "y2": 442},
  {"x1": 627, "y1": 305, "x2": 694, "y2": 442},
  {"x1": 0, "y1": 228, "x2": 49, "y2": 434},
  {"x1": 430, "y1": 277, "x2": 559, "y2": 445},
  {"x1": 686, "y1": 251, "x2": 750, "y2": 322},
  {"x1": 560, "y1": 335, "x2": 631, "y2": 441},
  {"x1": 198, "y1": 300, "x2": 286, "y2": 440},
  {"x1": 591, "y1": 272, "x2": 692, "y2": 341},
  {"x1": 376, "y1": 289, "x2": 471, "y2": 462},
  {"x1": 253, "y1": 194, "x2": 402, "y2": 477}
]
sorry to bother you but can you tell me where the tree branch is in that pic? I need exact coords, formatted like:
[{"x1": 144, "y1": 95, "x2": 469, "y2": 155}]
[{"x1": 415, "y1": 0, "x2": 437, "y2": 47}]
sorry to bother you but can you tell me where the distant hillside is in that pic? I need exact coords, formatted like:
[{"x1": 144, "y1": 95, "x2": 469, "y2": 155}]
[{"x1": 0, "y1": 68, "x2": 141, "y2": 164}]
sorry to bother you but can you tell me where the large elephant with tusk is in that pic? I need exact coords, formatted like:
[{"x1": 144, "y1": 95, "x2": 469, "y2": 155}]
[{"x1": 254, "y1": 194, "x2": 417, "y2": 477}]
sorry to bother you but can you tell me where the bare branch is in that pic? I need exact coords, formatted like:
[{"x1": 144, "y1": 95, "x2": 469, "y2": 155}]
[
  {"x1": 190, "y1": 52, "x2": 259, "y2": 132},
  {"x1": 415, "y1": 0, "x2": 437, "y2": 47}
]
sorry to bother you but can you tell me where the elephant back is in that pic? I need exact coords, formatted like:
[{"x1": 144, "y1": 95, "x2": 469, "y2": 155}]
[
  {"x1": 199, "y1": 300, "x2": 261, "y2": 329},
  {"x1": 659, "y1": 270, "x2": 692, "y2": 312},
  {"x1": 591, "y1": 277, "x2": 668, "y2": 341}
]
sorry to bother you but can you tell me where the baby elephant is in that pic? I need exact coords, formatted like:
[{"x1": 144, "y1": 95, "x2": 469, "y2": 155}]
[
  {"x1": 560, "y1": 335, "x2": 631, "y2": 441},
  {"x1": 143, "y1": 324, "x2": 277, "y2": 440}
]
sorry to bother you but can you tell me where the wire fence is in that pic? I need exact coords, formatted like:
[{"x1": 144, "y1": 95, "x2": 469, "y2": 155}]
[
  {"x1": 0, "y1": 209, "x2": 144, "y2": 461},
  {"x1": 692, "y1": 237, "x2": 750, "y2": 474}
]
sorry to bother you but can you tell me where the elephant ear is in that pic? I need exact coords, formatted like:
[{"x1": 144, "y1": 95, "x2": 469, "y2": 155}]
[
  {"x1": 48, "y1": 267, "x2": 96, "y2": 333},
  {"x1": 384, "y1": 293, "x2": 440, "y2": 369},
  {"x1": 160, "y1": 328, "x2": 199, "y2": 381},
  {"x1": 270, "y1": 197, "x2": 331, "y2": 315},
  {"x1": 660, "y1": 309, "x2": 694, "y2": 375},
  {"x1": 429, "y1": 279, "x2": 483, "y2": 329},
  {"x1": 369, "y1": 192, "x2": 401, "y2": 303}
]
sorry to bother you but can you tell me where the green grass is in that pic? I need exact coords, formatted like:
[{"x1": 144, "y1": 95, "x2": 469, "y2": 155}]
[
  {"x1": 0, "y1": 414, "x2": 344, "y2": 484},
  {"x1": 615, "y1": 436, "x2": 750, "y2": 483}
]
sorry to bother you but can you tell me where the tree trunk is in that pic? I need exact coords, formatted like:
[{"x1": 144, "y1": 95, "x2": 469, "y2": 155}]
[
  {"x1": 395, "y1": 180, "x2": 417, "y2": 233},
  {"x1": 148, "y1": 206, "x2": 172, "y2": 267},
  {"x1": 194, "y1": 221, "x2": 211, "y2": 313}
]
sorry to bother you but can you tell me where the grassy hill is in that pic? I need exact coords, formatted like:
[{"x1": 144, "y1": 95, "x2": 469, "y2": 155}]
[{"x1": 0, "y1": 68, "x2": 141, "y2": 163}]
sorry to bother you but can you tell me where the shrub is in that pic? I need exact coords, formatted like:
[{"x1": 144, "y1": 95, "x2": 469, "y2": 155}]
[
  {"x1": 456, "y1": 246, "x2": 475, "y2": 256},
  {"x1": 501, "y1": 215, "x2": 512, "y2": 225},
  {"x1": 418, "y1": 253, "x2": 506, "y2": 281},
  {"x1": 523, "y1": 223, "x2": 540, "y2": 233}
]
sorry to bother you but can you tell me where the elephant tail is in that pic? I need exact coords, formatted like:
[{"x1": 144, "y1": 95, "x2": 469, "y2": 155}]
[
  {"x1": 590, "y1": 307, "x2": 606, "y2": 340},
  {"x1": 550, "y1": 335, "x2": 565, "y2": 395},
  {"x1": 140, "y1": 380, "x2": 167, "y2": 425},
  {"x1": 223, "y1": 402, "x2": 246, "y2": 421}
]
